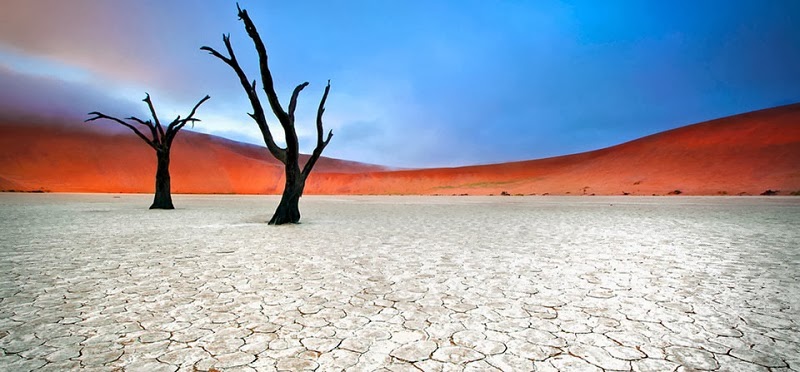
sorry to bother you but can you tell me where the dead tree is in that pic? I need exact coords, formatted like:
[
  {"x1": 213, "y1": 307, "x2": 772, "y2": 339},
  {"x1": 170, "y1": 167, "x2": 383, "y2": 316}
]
[
  {"x1": 202, "y1": 5, "x2": 333, "y2": 225},
  {"x1": 86, "y1": 94, "x2": 210, "y2": 209}
]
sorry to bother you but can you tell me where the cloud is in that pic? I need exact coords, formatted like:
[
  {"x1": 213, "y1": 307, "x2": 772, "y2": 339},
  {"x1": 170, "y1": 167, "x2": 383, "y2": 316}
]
[
  {"x1": 302, "y1": 77, "x2": 466, "y2": 168},
  {"x1": 0, "y1": 61, "x2": 241, "y2": 146},
  {"x1": 0, "y1": 0, "x2": 244, "y2": 102},
  {"x1": 0, "y1": 64, "x2": 142, "y2": 123},
  {"x1": 191, "y1": 111, "x2": 263, "y2": 146}
]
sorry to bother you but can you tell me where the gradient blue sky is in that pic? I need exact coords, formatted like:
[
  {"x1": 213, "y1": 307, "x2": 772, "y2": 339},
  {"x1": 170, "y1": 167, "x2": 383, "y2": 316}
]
[{"x1": 1, "y1": 1, "x2": 799, "y2": 167}]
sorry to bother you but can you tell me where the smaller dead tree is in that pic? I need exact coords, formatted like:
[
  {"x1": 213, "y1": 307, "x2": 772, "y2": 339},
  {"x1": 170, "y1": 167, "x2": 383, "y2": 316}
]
[{"x1": 87, "y1": 94, "x2": 210, "y2": 209}]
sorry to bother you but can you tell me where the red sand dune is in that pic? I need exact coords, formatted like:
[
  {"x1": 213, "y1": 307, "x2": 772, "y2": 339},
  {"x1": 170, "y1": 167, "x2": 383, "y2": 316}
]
[
  {"x1": 0, "y1": 120, "x2": 386, "y2": 194},
  {"x1": 1, "y1": 103, "x2": 799, "y2": 196}
]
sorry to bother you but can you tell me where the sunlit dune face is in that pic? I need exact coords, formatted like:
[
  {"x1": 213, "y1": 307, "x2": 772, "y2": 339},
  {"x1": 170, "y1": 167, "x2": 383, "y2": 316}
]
[
  {"x1": 1, "y1": 104, "x2": 799, "y2": 196},
  {"x1": 0, "y1": 122, "x2": 387, "y2": 194}
]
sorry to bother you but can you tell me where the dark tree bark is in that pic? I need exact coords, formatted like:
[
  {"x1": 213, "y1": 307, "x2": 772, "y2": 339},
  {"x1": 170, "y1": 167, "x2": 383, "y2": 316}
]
[
  {"x1": 86, "y1": 94, "x2": 210, "y2": 209},
  {"x1": 152, "y1": 150, "x2": 173, "y2": 209},
  {"x1": 272, "y1": 171, "x2": 303, "y2": 225},
  {"x1": 202, "y1": 5, "x2": 333, "y2": 225}
]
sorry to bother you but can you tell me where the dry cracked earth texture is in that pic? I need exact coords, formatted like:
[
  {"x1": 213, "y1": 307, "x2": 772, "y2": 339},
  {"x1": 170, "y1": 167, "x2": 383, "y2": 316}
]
[{"x1": 0, "y1": 194, "x2": 798, "y2": 372}]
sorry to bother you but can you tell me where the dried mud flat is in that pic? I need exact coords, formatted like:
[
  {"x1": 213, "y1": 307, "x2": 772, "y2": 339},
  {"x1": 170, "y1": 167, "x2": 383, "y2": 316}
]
[{"x1": 0, "y1": 194, "x2": 798, "y2": 372}]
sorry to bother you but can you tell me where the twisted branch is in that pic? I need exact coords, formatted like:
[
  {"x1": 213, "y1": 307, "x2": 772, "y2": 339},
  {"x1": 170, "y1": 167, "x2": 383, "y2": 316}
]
[
  {"x1": 302, "y1": 80, "x2": 333, "y2": 178},
  {"x1": 166, "y1": 95, "x2": 211, "y2": 145},
  {"x1": 87, "y1": 94, "x2": 209, "y2": 150},
  {"x1": 85, "y1": 112, "x2": 158, "y2": 151},
  {"x1": 143, "y1": 93, "x2": 165, "y2": 140},
  {"x1": 235, "y1": 4, "x2": 289, "y2": 126},
  {"x1": 288, "y1": 82, "x2": 309, "y2": 125},
  {"x1": 202, "y1": 35, "x2": 286, "y2": 164},
  {"x1": 127, "y1": 115, "x2": 160, "y2": 145}
]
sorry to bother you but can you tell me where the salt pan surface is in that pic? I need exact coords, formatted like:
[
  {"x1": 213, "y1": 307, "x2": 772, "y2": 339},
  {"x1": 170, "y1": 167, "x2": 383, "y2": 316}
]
[{"x1": 0, "y1": 194, "x2": 798, "y2": 371}]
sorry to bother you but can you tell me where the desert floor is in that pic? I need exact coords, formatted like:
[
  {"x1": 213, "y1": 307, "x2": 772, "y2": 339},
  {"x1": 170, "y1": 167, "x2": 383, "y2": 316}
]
[{"x1": 0, "y1": 194, "x2": 798, "y2": 371}]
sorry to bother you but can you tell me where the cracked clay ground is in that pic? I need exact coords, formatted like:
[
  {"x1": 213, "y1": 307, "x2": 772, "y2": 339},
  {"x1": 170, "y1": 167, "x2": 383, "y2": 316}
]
[{"x1": 0, "y1": 194, "x2": 798, "y2": 371}]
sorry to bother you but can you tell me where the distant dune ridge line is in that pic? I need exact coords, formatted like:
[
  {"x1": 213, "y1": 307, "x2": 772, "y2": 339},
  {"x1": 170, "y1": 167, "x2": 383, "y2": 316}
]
[{"x1": 1, "y1": 104, "x2": 798, "y2": 196}]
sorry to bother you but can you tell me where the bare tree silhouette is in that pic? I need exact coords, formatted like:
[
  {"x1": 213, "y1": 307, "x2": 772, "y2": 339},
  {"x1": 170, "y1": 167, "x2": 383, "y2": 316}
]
[
  {"x1": 202, "y1": 5, "x2": 333, "y2": 225},
  {"x1": 86, "y1": 94, "x2": 210, "y2": 209}
]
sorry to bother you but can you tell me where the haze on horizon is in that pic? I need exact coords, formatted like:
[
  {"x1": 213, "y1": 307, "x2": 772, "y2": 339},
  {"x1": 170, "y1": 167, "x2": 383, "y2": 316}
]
[{"x1": 1, "y1": 0, "x2": 799, "y2": 168}]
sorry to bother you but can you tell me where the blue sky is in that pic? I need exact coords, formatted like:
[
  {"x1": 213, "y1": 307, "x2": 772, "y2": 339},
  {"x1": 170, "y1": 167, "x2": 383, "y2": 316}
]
[{"x1": 1, "y1": 0, "x2": 798, "y2": 167}]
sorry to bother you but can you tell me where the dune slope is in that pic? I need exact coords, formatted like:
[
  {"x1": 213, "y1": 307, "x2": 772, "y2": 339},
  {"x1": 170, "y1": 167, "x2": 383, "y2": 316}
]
[
  {"x1": 309, "y1": 103, "x2": 800, "y2": 196},
  {"x1": 1, "y1": 104, "x2": 798, "y2": 195},
  {"x1": 0, "y1": 121, "x2": 386, "y2": 194}
]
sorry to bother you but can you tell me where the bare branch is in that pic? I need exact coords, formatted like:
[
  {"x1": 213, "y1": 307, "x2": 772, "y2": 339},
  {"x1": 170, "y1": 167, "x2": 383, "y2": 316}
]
[
  {"x1": 302, "y1": 81, "x2": 333, "y2": 178},
  {"x1": 202, "y1": 34, "x2": 287, "y2": 164},
  {"x1": 127, "y1": 116, "x2": 159, "y2": 144},
  {"x1": 236, "y1": 6, "x2": 290, "y2": 126},
  {"x1": 185, "y1": 95, "x2": 211, "y2": 122},
  {"x1": 143, "y1": 93, "x2": 165, "y2": 141},
  {"x1": 167, "y1": 95, "x2": 211, "y2": 132},
  {"x1": 86, "y1": 112, "x2": 157, "y2": 150},
  {"x1": 166, "y1": 95, "x2": 211, "y2": 145},
  {"x1": 199, "y1": 44, "x2": 231, "y2": 64},
  {"x1": 222, "y1": 33, "x2": 238, "y2": 64},
  {"x1": 127, "y1": 116, "x2": 150, "y2": 126},
  {"x1": 167, "y1": 119, "x2": 201, "y2": 144},
  {"x1": 288, "y1": 82, "x2": 309, "y2": 124},
  {"x1": 165, "y1": 116, "x2": 181, "y2": 137},
  {"x1": 316, "y1": 80, "x2": 331, "y2": 146},
  {"x1": 301, "y1": 131, "x2": 332, "y2": 179}
]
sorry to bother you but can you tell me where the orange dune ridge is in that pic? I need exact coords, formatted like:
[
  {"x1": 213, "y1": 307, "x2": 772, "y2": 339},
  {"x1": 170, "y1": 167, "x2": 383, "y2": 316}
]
[
  {"x1": 0, "y1": 120, "x2": 386, "y2": 194},
  {"x1": 1, "y1": 103, "x2": 799, "y2": 196}
]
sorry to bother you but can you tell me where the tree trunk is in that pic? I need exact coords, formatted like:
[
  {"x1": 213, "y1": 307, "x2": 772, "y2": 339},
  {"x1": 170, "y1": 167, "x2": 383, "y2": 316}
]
[
  {"x1": 269, "y1": 167, "x2": 304, "y2": 224},
  {"x1": 150, "y1": 150, "x2": 174, "y2": 210}
]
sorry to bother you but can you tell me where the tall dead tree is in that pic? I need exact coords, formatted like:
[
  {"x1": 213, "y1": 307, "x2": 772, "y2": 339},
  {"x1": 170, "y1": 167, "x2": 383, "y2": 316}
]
[
  {"x1": 86, "y1": 94, "x2": 210, "y2": 209},
  {"x1": 202, "y1": 5, "x2": 333, "y2": 225}
]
